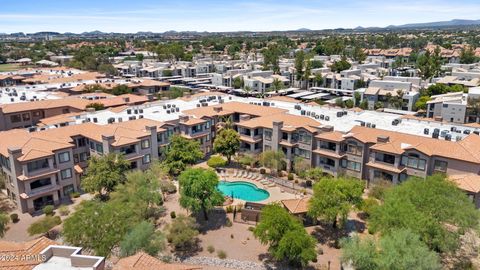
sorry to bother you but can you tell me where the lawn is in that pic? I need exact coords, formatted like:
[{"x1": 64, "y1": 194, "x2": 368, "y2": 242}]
[{"x1": 0, "y1": 64, "x2": 31, "y2": 72}]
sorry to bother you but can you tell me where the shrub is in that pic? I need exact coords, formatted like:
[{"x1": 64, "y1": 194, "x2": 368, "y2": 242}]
[
  {"x1": 369, "y1": 180, "x2": 392, "y2": 201},
  {"x1": 236, "y1": 204, "x2": 243, "y2": 212},
  {"x1": 225, "y1": 218, "x2": 233, "y2": 227},
  {"x1": 306, "y1": 180, "x2": 312, "y2": 187},
  {"x1": 43, "y1": 205, "x2": 54, "y2": 216},
  {"x1": 248, "y1": 226, "x2": 255, "y2": 232},
  {"x1": 287, "y1": 173, "x2": 294, "y2": 181},
  {"x1": 217, "y1": 250, "x2": 227, "y2": 259},
  {"x1": 160, "y1": 180, "x2": 177, "y2": 194},
  {"x1": 207, "y1": 156, "x2": 227, "y2": 168},
  {"x1": 225, "y1": 205, "x2": 233, "y2": 213},
  {"x1": 260, "y1": 168, "x2": 266, "y2": 174},
  {"x1": 120, "y1": 221, "x2": 165, "y2": 257},
  {"x1": 361, "y1": 198, "x2": 380, "y2": 218},
  {"x1": 207, "y1": 245, "x2": 215, "y2": 253},
  {"x1": 170, "y1": 211, "x2": 176, "y2": 219},
  {"x1": 230, "y1": 234, "x2": 234, "y2": 239},
  {"x1": 70, "y1": 192, "x2": 80, "y2": 199},
  {"x1": 166, "y1": 215, "x2": 199, "y2": 250},
  {"x1": 294, "y1": 179, "x2": 299, "y2": 184},
  {"x1": 28, "y1": 216, "x2": 61, "y2": 236},
  {"x1": 10, "y1": 213, "x2": 19, "y2": 223},
  {"x1": 58, "y1": 205, "x2": 70, "y2": 216}
]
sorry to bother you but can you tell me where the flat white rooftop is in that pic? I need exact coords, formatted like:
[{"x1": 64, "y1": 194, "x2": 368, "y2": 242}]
[
  {"x1": 33, "y1": 256, "x2": 92, "y2": 270},
  {"x1": 46, "y1": 93, "x2": 479, "y2": 142}
]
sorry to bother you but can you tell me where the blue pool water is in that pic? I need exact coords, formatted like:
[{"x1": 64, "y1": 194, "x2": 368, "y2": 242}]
[{"x1": 217, "y1": 181, "x2": 270, "y2": 202}]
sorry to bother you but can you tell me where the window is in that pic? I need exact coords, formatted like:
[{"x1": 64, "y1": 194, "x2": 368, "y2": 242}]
[
  {"x1": 143, "y1": 154, "x2": 151, "y2": 164},
  {"x1": 10, "y1": 114, "x2": 21, "y2": 123},
  {"x1": 141, "y1": 139, "x2": 150, "y2": 149},
  {"x1": 61, "y1": 168, "x2": 72, "y2": 180},
  {"x1": 346, "y1": 142, "x2": 363, "y2": 156},
  {"x1": 63, "y1": 185, "x2": 74, "y2": 196},
  {"x1": 341, "y1": 159, "x2": 361, "y2": 172},
  {"x1": 58, "y1": 152, "x2": 70, "y2": 163},
  {"x1": 89, "y1": 141, "x2": 95, "y2": 150},
  {"x1": 22, "y1": 113, "x2": 30, "y2": 121},
  {"x1": 401, "y1": 154, "x2": 426, "y2": 170},
  {"x1": 27, "y1": 159, "x2": 49, "y2": 172},
  {"x1": 298, "y1": 131, "x2": 312, "y2": 145},
  {"x1": 32, "y1": 111, "x2": 41, "y2": 117},
  {"x1": 76, "y1": 138, "x2": 87, "y2": 147},
  {"x1": 264, "y1": 129, "x2": 272, "y2": 141},
  {"x1": 30, "y1": 178, "x2": 51, "y2": 190},
  {"x1": 120, "y1": 145, "x2": 136, "y2": 155},
  {"x1": 433, "y1": 160, "x2": 448, "y2": 172},
  {"x1": 375, "y1": 152, "x2": 395, "y2": 165},
  {"x1": 62, "y1": 108, "x2": 70, "y2": 114},
  {"x1": 0, "y1": 155, "x2": 10, "y2": 170},
  {"x1": 95, "y1": 143, "x2": 103, "y2": 153},
  {"x1": 79, "y1": 152, "x2": 89, "y2": 162},
  {"x1": 294, "y1": 148, "x2": 311, "y2": 159}
]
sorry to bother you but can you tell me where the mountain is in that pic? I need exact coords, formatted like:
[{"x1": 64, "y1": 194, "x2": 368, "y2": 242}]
[
  {"x1": 385, "y1": 19, "x2": 480, "y2": 29},
  {"x1": 295, "y1": 28, "x2": 312, "y2": 32}
]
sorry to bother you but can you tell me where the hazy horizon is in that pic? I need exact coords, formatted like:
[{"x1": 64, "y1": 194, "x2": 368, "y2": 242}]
[{"x1": 1, "y1": 0, "x2": 480, "y2": 33}]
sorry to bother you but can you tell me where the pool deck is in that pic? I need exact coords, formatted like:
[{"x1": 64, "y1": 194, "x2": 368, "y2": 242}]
[{"x1": 219, "y1": 174, "x2": 299, "y2": 204}]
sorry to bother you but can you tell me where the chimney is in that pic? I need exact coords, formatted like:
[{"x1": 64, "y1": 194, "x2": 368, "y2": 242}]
[
  {"x1": 377, "y1": 135, "x2": 389, "y2": 143},
  {"x1": 86, "y1": 108, "x2": 95, "y2": 113},
  {"x1": 102, "y1": 134, "x2": 115, "y2": 154},
  {"x1": 123, "y1": 97, "x2": 130, "y2": 103},
  {"x1": 320, "y1": 125, "x2": 334, "y2": 132},
  {"x1": 213, "y1": 106, "x2": 223, "y2": 113},
  {"x1": 239, "y1": 114, "x2": 250, "y2": 122},
  {"x1": 146, "y1": 94, "x2": 154, "y2": 101},
  {"x1": 179, "y1": 115, "x2": 189, "y2": 123}
]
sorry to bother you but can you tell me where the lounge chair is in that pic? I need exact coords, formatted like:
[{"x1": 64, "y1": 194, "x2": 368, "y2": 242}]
[
  {"x1": 251, "y1": 174, "x2": 259, "y2": 180},
  {"x1": 233, "y1": 170, "x2": 238, "y2": 177}
]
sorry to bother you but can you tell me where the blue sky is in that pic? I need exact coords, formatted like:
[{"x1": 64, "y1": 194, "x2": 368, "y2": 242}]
[{"x1": 1, "y1": 0, "x2": 479, "y2": 33}]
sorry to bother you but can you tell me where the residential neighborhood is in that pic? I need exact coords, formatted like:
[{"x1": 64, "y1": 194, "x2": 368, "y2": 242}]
[{"x1": 1, "y1": 1, "x2": 480, "y2": 270}]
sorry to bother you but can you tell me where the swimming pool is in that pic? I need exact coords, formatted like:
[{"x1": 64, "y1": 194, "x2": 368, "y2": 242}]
[{"x1": 217, "y1": 181, "x2": 270, "y2": 202}]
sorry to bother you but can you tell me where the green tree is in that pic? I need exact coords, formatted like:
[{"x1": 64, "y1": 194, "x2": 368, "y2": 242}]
[
  {"x1": 308, "y1": 177, "x2": 364, "y2": 228},
  {"x1": 110, "y1": 84, "x2": 132, "y2": 95},
  {"x1": 460, "y1": 47, "x2": 477, "y2": 64},
  {"x1": 28, "y1": 216, "x2": 61, "y2": 236},
  {"x1": 254, "y1": 204, "x2": 303, "y2": 249},
  {"x1": 110, "y1": 170, "x2": 163, "y2": 219},
  {"x1": 273, "y1": 228, "x2": 317, "y2": 267},
  {"x1": 232, "y1": 76, "x2": 244, "y2": 89},
  {"x1": 330, "y1": 55, "x2": 351, "y2": 72},
  {"x1": 178, "y1": 168, "x2": 224, "y2": 220},
  {"x1": 213, "y1": 128, "x2": 240, "y2": 164},
  {"x1": 341, "y1": 229, "x2": 441, "y2": 270},
  {"x1": 260, "y1": 150, "x2": 286, "y2": 176},
  {"x1": 352, "y1": 47, "x2": 366, "y2": 63},
  {"x1": 164, "y1": 135, "x2": 203, "y2": 175},
  {"x1": 311, "y1": 60, "x2": 324, "y2": 69},
  {"x1": 314, "y1": 73, "x2": 324, "y2": 87},
  {"x1": 63, "y1": 200, "x2": 136, "y2": 257},
  {"x1": 0, "y1": 213, "x2": 8, "y2": 237},
  {"x1": 269, "y1": 78, "x2": 285, "y2": 92},
  {"x1": 414, "y1": 96, "x2": 431, "y2": 111},
  {"x1": 81, "y1": 153, "x2": 130, "y2": 199},
  {"x1": 120, "y1": 221, "x2": 165, "y2": 257},
  {"x1": 293, "y1": 157, "x2": 310, "y2": 178},
  {"x1": 86, "y1": 102, "x2": 105, "y2": 111},
  {"x1": 166, "y1": 214, "x2": 199, "y2": 250},
  {"x1": 295, "y1": 50, "x2": 305, "y2": 81},
  {"x1": 369, "y1": 174, "x2": 480, "y2": 253}
]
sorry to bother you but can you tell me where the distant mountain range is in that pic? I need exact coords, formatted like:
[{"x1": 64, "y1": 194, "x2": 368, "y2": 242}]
[
  {"x1": 356, "y1": 19, "x2": 480, "y2": 30},
  {"x1": 2, "y1": 19, "x2": 480, "y2": 37}
]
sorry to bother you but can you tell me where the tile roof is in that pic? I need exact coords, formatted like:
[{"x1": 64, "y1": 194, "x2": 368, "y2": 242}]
[
  {"x1": 0, "y1": 237, "x2": 57, "y2": 270},
  {"x1": 346, "y1": 126, "x2": 480, "y2": 164},
  {"x1": 449, "y1": 174, "x2": 480, "y2": 193},
  {"x1": 281, "y1": 198, "x2": 309, "y2": 214},
  {"x1": 0, "y1": 118, "x2": 166, "y2": 161},
  {"x1": 114, "y1": 252, "x2": 201, "y2": 270},
  {"x1": 236, "y1": 113, "x2": 321, "y2": 132}
]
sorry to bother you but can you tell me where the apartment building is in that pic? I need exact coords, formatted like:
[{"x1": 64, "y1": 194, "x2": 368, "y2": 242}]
[
  {"x1": 362, "y1": 80, "x2": 419, "y2": 111},
  {"x1": 426, "y1": 87, "x2": 480, "y2": 123},
  {"x1": 0, "y1": 118, "x2": 173, "y2": 213},
  {"x1": 0, "y1": 94, "x2": 150, "y2": 131}
]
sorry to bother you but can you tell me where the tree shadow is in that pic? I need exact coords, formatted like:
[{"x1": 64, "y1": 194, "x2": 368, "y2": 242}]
[
  {"x1": 310, "y1": 221, "x2": 349, "y2": 248},
  {"x1": 258, "y1": 252, "x2": 316, "y2": 270},
  {"x1": 172, "y1": 238, "x2": 203, "y2": 258},
  {"x1": 194, "y1": 209, "x2": 228, "y2": 233}
]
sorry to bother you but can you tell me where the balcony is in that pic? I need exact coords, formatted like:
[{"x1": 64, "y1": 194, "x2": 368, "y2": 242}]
[{"x1": 21, "y1": 184, "x2": 60, "y2": 199}]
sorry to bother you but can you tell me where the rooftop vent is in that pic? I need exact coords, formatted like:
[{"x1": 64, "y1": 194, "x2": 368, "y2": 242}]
[{"x1": 377, "y1": 135, "x2": 389, "y2": 143}]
